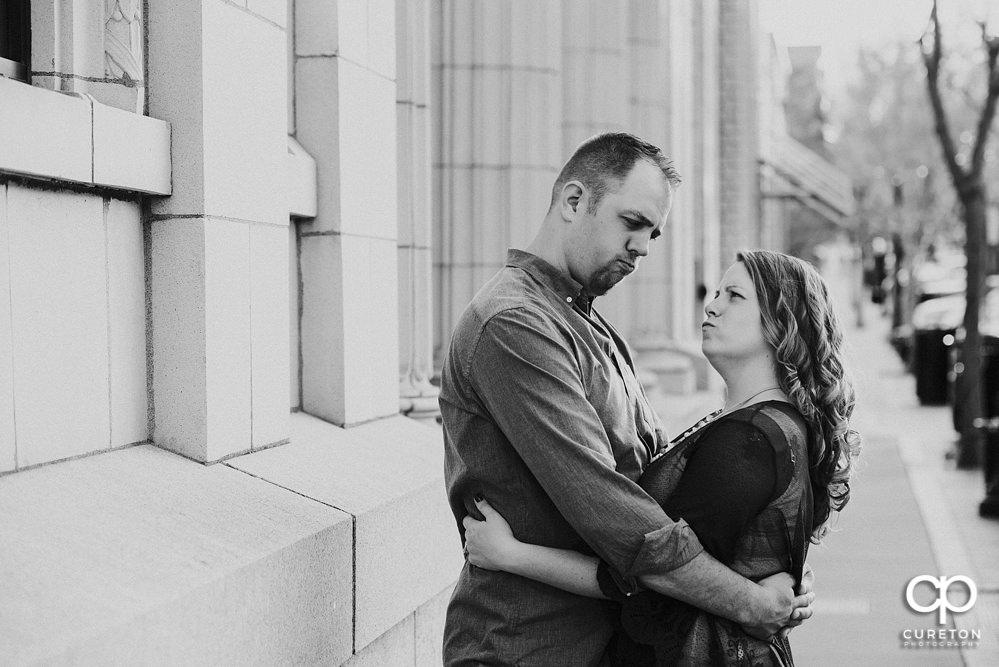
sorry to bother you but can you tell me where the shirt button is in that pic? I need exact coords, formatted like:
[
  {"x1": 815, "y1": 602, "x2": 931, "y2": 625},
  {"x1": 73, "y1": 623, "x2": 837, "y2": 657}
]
[{"x1": 566, "y1": 296, "x2": 572, "y2": 302}]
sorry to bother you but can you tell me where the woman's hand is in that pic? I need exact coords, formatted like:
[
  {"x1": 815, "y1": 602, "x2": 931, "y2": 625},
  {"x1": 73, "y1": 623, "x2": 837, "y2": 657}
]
[{"x1": 461, "y1": 497, "x2": 523, "y2": 572}]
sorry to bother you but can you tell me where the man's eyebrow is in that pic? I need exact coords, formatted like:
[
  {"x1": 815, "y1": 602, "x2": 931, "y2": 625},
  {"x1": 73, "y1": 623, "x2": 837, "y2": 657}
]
[
  {"x1": 622, "y1": 209, "x2": 664, "y2": 239},
  {"x1": 622, "y1": 210, "x2": 655, "y2": 228}
]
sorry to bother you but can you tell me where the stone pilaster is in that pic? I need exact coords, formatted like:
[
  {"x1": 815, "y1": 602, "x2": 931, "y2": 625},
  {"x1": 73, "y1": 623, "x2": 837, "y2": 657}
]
[
  {"x1": 295, "y1": 0, "x2": 400, "y2": 427},
  {"x1": 146, "y1": 0, "x2": 290, "y2": 461}
]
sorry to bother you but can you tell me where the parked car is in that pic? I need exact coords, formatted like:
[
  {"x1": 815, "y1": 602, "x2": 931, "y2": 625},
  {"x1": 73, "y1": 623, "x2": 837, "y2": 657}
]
[
  {"x1": 947, "y1": 277, "x2": 999, "y2": 429},
  {"x1": 889, "y1": 256, "x2": 966, "y2": 366},
  {"x1": 912, "y1": 255, "x2": 966, "y2": 303}
]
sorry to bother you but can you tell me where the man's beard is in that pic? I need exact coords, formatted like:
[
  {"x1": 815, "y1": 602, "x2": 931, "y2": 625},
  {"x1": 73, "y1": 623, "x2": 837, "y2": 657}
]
[{"x1": 586, "y1": 264, "x2": 631, "y2": 296}]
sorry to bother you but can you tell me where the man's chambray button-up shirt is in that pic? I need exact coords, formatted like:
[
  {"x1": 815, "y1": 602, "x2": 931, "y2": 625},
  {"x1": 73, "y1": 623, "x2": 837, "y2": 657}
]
[{"x1": 441, "y1": 250, "x2": 704, "y2": 667}]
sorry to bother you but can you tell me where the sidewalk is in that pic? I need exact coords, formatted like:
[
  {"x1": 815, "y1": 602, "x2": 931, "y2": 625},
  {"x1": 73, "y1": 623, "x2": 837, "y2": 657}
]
[
  {"x1": 654, "y1": 301, "x2": 999, "y2": 665},
  {"x1": 794, "y1": 304, "x2": 999, "y2": 665}
]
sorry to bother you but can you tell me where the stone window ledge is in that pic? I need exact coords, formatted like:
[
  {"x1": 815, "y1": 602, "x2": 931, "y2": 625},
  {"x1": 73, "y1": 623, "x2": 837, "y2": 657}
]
[{"x1": 0, "y1": 77, "x2": 171, "y2": 195}]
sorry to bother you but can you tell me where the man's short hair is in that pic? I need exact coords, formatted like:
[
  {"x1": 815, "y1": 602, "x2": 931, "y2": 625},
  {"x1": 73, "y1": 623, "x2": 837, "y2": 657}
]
[{"x1": 550, "y1": 132, "x2": 682, "y2": 213}]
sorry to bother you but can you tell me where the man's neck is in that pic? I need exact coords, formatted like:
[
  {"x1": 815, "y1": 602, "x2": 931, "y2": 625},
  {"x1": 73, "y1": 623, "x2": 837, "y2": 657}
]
[{"x1": 526, "y1": 218, "x2": 571, "y2": 278}]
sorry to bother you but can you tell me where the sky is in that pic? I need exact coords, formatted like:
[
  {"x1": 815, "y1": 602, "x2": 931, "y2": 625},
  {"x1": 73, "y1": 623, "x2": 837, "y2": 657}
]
[{"x1": 759, "y1": 0, "x2": 997, "y2": 95}]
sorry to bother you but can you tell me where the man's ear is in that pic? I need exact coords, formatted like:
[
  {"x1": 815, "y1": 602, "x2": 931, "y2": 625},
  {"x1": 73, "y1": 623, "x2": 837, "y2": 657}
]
[{"x1": 559, "y1": 181, "x2": 586, "y2": 221}]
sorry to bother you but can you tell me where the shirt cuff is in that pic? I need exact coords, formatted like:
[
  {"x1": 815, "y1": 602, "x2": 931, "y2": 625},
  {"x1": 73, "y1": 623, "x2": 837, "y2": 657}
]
[
  {"x1": 597, "y1": 559, "x2": 641, "y2": 602},
  {"x1": 624, "y1": 517, "x2": 705, "y2": 577}
]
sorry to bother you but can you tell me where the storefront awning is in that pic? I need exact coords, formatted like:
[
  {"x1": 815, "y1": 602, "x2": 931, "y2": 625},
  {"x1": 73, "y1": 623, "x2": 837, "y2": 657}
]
[{"x1": 759, "y1": 135, "x2": 855, "y2": 224}]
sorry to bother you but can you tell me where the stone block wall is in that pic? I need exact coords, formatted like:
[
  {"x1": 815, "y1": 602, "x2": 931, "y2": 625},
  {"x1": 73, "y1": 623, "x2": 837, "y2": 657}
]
[
  {"x1": 2, "y1": 1, "x2": 457, "y2": 664},
  {"x1": 0, "y1": 74, "x2": 168, "y2": 473}
]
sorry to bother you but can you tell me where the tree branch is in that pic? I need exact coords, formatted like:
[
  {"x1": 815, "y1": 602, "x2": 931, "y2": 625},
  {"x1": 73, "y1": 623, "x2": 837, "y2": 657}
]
[
  {"x1": 921, "y1": 0, "x2": 967, "y2": 187},
  {"x1": 969, "y1": 28, "x2": 999, "y2": 180}
]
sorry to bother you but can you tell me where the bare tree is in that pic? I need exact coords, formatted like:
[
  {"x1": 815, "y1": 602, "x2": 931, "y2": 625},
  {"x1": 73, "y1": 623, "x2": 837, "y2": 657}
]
[{"x1": 920, "y1": 0, "x2": 999, "y2": 467}]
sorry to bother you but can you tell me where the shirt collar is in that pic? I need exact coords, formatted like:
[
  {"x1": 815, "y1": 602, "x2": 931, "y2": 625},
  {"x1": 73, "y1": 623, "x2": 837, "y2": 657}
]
[{"x1": 506, "y1": 249, "x2": 592, "y2": 312}]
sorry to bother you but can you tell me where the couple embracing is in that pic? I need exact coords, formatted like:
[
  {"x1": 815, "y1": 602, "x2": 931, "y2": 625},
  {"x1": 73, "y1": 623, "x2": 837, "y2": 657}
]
[{"x1": 439, "y1": 132, "x2": 861, "y2": 666}]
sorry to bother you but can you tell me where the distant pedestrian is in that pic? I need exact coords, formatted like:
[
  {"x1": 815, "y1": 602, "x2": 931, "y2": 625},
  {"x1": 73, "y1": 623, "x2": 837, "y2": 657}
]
[{"x1": 464, "y1": 249, "x2": 862, "y2": 666}]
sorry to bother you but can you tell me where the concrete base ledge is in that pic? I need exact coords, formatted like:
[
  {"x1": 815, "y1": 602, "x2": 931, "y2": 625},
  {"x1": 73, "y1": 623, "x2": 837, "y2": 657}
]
[
  {"x1": 229, "y1": 413, "x2": 463, "y2": 651},
  {"x1": 0, "y1": 445, "x2": 353, "y2": 665},
  {"x1": 0, "y1": 414, "x2": 460, "y2": 665}
]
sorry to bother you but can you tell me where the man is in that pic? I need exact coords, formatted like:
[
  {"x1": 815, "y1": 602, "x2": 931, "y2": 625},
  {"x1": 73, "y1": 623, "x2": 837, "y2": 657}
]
[{"x1": 440, "y1": 133, "x2": 810, "y2": 666}]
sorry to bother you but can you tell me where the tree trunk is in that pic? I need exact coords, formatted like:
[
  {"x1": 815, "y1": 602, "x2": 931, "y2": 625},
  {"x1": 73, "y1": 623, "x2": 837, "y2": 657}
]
[{"x1": 957, "y1": 184, "x2": 987, "y2": 468}]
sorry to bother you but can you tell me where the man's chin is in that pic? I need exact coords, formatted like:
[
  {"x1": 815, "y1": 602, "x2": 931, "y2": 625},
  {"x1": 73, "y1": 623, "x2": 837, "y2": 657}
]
[
  {"x1": 586, "y1": 270, "x2": 630, "y2": 297},
  {"x1": 588, "y1": 282, "x2": 620, "y2": 297}
]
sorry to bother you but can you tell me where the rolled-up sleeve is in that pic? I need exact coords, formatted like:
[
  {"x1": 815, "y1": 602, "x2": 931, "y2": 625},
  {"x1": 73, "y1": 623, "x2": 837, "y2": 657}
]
[{"x1": 466, "y1": 307, "x2": 704, "y2": 577}]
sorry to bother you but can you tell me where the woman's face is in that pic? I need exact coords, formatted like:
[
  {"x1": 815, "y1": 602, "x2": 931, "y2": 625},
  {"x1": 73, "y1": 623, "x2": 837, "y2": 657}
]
[{"x1": 701, "y1": 261, "x2": 770, "y2": 365}]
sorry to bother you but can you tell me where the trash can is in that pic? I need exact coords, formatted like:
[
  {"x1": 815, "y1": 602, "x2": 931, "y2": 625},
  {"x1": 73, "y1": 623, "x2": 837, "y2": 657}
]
[
  {"x1": 913, "y1": 327, "x2": 954, "y2": 405},
  {"x1": 910, "y1": 295, "x2": 964, "y2": 406}
]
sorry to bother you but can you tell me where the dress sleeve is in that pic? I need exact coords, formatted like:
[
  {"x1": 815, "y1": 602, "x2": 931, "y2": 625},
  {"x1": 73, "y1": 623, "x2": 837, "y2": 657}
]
[
  {"x1": 467, "y1": 307, "x2": 704, "y2": 577},
  {"x1": 659, "y1": 419, "x2": 778, "y2": 563}
]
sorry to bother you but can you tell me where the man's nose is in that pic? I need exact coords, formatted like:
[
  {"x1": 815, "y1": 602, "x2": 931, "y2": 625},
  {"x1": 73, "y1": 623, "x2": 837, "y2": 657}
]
[{"x1": 628, "y1": 235, "x2": 650, "y2": 257}]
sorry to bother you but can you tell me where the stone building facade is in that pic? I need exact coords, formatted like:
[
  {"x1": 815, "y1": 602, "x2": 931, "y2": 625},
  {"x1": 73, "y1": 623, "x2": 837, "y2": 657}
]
[{"x1": 0, "y1": 0, "x2": 845, "y2": 663}]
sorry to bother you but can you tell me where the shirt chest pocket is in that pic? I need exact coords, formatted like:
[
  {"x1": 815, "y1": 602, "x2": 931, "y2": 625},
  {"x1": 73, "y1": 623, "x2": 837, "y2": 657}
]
[{"x1": 583, "y1": 353, "x2": 650, "y2": 474}]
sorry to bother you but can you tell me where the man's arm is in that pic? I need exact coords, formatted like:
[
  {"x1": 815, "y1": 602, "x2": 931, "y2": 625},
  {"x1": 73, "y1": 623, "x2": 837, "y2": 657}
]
[
  {"x1": 463, "y1": 496, "x2": 810, "y2": 637},
  {"x1": 639, "y1": 552, "x2": 810, "y2": 638},
  {"x1": 467, "y1": 309, "x2": 700, "y2": 571}
]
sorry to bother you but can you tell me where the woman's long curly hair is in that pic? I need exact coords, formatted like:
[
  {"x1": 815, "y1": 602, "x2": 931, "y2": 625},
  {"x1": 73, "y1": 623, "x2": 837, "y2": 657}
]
[{"x1": 737, "y1": 250, "x2": 862, "y2": 542}]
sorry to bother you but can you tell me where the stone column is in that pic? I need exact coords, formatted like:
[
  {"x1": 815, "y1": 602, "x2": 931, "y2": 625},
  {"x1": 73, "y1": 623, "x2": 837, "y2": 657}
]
[
  {"x1": 397, "y1": 0, "x2": 439, "y2": 421},
  {"x1": 560, "y1": 0, "x2": 633, "y2": 335},
  {"x1": 561, "y1": 0, "x2": 629, "y2": 147},
  {"x1": 432, "y1": 0, "x2": 563, "y2": 367},
  {"x1": 622, "y1": 0, "x2": 699, "y2": 394},
  {"x1": 718, "y1": 0, "x2": 761, "y2": 266},
  {"x1": 146, "y1": 0, "x2": 290, "y2": 462},
  {"x1": 624, "y1": 0, "x2": 673, "y2": 350},
  {"x1": 693, "y1": 0, "x2": 722, "y2": 312},
  {"x1": 663, "y1": 0, "x2": 697, "y2": 342},
  {"x1": 295, "y1": 0, "x2": 400, "y2": 427}
]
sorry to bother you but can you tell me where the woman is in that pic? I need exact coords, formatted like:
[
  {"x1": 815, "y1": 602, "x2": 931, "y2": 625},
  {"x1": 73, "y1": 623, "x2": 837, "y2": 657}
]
[{"x1": 462, "y1": 250, "x2": 862, "y2": 666}]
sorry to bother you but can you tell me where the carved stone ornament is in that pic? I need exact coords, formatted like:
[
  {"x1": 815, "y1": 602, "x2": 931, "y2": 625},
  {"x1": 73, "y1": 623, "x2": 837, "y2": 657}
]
[{"x1": 104, "y1": 0, "x2": 143, "y2": 84}]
